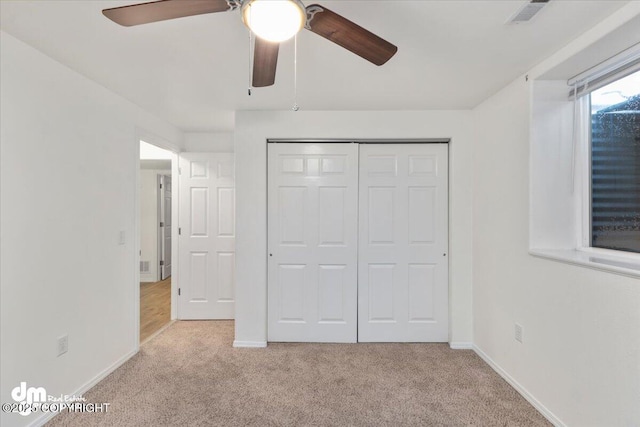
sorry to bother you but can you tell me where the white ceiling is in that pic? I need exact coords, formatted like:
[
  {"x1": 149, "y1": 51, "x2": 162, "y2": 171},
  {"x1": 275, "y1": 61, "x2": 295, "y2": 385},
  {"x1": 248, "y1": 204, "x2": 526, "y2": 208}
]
[
  {"x1": 140, "y1": 140, "x2": 173, "y2": 159},
  {"x1": 0, "y1": 0, "x2": 630, "y2": 131}
]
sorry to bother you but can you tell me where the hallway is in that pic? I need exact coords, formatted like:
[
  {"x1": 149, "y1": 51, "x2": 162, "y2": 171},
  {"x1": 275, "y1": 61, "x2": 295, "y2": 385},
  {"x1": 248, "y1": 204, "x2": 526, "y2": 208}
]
[{"x1": 140, "y1": 277, "x2": 171, "y2": 342}]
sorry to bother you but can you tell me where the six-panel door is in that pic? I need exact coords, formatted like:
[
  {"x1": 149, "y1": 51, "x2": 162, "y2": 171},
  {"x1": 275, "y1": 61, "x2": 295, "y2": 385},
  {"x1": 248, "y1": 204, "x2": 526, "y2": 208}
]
[
  {"x1": 358, "y1": 144, "x2": 449, "y2": 342},
  {"x1": 267, "y1": 143, "x2": 359, "y2": 342},
  {"x1": 178, "y1": 153, "x2": 235, "y2": 320}
]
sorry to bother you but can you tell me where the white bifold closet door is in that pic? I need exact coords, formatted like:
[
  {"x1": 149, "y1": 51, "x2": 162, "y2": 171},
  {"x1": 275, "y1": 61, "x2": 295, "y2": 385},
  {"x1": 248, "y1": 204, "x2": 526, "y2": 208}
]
[
  {"x1": 179, "y1": 153, "x2": 235, "y2": 320},
  {"x1": 267, "y1": 143, "x2": 448, "y2": 342},
  {"x1": 268, "y1": 143, "x2": 359, "y2": 342},
  {"x1": 358, "y1": 144, "x2": 448, "y2": 342}
]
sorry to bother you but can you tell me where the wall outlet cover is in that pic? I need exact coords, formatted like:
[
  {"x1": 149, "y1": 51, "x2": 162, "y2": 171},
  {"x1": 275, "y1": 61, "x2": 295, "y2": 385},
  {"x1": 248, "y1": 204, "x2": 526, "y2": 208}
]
[
  {"x1": 515, "y1": 324, "x2": 523, "y2": 343},
  {"x1": 57, "y1": 334, "x2": 68, "y2": 356}
]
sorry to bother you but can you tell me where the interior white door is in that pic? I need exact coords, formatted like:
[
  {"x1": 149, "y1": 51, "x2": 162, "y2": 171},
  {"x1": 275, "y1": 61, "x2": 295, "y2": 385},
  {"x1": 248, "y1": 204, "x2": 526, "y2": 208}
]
[
  {"x1": 268, "y1": 143, "x2": 358, "y2": 342},
  {"x1": 159, "y1": 174, "x2": 172, "y2": 280},
  {"x1": 179, "y1": 153, "x2": 235, "y2": 319},
  {"x1": 358, "y1": 144, "x2": 448, "y2": 342}
]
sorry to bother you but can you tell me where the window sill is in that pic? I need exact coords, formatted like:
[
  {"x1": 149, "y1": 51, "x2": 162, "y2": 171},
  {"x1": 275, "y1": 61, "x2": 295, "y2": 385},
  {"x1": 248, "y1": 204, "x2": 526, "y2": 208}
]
[{"x1": 529, "y1": 248, "x2": 640, "y2": 279}]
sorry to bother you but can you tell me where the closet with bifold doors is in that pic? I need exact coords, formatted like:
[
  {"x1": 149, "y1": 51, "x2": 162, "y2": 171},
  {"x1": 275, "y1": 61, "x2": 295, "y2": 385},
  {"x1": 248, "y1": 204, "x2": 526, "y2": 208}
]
[{"x1": 267, "y1": 141, "x2": 448, "y2": 343}]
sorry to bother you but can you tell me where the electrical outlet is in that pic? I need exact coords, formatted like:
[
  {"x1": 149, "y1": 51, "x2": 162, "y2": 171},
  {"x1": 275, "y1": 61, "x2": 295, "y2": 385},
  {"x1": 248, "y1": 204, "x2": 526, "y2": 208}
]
[
  {"x1": 57, "y1": 334, "x2": 68, "y2": 356},
  {"x1": 514, "y1": 324, "x2": 523, "y2": 343}
]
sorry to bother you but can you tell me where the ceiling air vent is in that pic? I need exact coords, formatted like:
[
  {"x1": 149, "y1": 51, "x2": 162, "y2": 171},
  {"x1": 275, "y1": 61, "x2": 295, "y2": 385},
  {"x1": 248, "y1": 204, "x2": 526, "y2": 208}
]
[{"x1": 508, "y1": 0, "x2": 550, "y2": 24}]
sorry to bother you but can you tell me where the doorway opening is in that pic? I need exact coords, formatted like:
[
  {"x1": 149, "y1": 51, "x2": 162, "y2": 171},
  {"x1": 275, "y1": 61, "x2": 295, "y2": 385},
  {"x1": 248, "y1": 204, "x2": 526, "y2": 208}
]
[{"x1": 139, "y1": 140, "x2": 174, "y2": 342}]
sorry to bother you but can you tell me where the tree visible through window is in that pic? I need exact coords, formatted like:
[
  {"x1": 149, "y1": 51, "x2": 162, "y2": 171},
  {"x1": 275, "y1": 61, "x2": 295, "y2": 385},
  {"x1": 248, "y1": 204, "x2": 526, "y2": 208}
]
[{"x1": 590, "y1": 70, "x2": 640, "y2": 253}]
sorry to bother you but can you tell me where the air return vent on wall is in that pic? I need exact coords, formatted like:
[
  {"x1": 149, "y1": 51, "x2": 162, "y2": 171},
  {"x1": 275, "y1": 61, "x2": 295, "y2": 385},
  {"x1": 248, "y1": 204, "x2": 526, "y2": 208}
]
[
  {"x1": 140, "y1": 261, "x2": 150, "y2": 273},
  {"x1": 508, "y1": 0, "x2": 549, "y2": 23}
]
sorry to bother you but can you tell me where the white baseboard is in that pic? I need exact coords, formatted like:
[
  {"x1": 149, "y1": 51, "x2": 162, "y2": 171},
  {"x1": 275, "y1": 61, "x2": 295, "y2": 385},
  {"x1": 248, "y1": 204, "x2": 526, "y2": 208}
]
[
  {"x1": 449, "y1": 341, "x2": 473, "y2": 349},
  {"x1": 233, "y1": 340, "x2": 267, "y2": 348},
  {"x1": 27, "y1": 349, "x2": 138, "y2": 427},
  {"x1": 473, "y1": 345, "x2": 565, "y2": 427}
]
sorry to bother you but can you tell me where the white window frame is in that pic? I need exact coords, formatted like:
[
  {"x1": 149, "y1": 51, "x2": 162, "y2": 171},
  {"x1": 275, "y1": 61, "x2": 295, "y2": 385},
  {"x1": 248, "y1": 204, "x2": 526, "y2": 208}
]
[{"x1": 576, "y1": 69, "x2": 640, "y2": 262}]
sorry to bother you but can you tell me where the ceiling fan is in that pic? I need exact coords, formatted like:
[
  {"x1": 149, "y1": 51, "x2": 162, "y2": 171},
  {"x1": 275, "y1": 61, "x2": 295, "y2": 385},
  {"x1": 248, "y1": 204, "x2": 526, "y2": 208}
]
[{"x1": 102, "y1": 0, "x2": 398, "y2": 88}]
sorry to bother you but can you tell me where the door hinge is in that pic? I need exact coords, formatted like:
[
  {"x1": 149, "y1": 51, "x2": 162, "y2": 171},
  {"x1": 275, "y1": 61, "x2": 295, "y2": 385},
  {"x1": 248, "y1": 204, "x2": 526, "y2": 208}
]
[
  {"x1": 159, "y1": 260, "x2": 164, "y2": 266},
  {"x1": 178, "y1": 167, "x2": 182, "y2": 175},
  {"x1": 160, "y1": 183, "x2": 163, "y2": 189},
  {"x1": 179, "y1": 227, "x2": 182, "y2": 235},
  {"x1": 178, "y1": 288, "x2": 181, "y2": 296},
  {"x1": 160, "y1": 222, "x2": 164, "y2": 227}
]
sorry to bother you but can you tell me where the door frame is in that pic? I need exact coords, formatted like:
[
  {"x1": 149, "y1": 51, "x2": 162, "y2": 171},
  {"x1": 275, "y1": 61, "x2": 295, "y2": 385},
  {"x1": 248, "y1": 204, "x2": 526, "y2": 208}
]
[
  {"x1": 134, "y1": 129, "x2": 180, "y2": 350},
  {"x1": 265, "y1": 138, "x2": 451, "y2": 343}
]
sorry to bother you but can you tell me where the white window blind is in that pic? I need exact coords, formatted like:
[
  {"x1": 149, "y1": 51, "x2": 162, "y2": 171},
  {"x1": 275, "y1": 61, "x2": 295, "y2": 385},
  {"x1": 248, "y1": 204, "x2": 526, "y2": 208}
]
[{"x1": 568, "y1": 43, "x2": 640, "y2": 99}]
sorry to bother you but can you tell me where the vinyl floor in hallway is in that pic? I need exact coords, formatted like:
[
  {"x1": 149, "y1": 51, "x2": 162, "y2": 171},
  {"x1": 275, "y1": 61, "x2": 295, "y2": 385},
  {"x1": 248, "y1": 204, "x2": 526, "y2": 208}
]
[{"x1": 140, "y1": 277, "x2": 171, "y2": 342}]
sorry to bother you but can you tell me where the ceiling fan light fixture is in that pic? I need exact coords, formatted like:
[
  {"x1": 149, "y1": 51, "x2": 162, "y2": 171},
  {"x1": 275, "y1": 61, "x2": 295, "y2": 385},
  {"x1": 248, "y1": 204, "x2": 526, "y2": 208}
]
[{"x1": 242, "y1": 0, "x2": 306, "y2": 43}]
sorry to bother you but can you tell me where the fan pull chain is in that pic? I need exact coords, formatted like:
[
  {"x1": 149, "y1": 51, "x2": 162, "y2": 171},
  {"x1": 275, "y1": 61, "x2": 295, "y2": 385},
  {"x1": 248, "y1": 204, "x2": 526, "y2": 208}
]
[
  {"x1": 292, "y1": 34, "x2": 299, "y2": 111},
  {"x1": 247, "y1": 29, "x2": 252, "y2": 96}
]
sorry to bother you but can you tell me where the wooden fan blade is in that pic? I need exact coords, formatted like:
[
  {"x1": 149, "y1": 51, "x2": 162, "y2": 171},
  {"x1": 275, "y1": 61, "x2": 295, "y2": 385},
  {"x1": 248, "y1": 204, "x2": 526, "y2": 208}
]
[
  {"x1": 253, "y1": 37, "x2": 280, "y2": 87},
  {"x1": 305, "y1": 4, "x2": 397, "y2": 66},
  {"x1": 103, "y1": 0, "x2": 233, "y2": 27}
]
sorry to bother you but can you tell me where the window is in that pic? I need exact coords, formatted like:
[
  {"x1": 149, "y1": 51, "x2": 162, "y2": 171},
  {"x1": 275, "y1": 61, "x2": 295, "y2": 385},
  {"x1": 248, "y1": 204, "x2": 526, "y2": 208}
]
[
  {"x1": 529, "y1": 40, "x2": 640, "y2": 276},
  {"x1": 589, "y1": 71, "x2": 640, "y2": 254}
]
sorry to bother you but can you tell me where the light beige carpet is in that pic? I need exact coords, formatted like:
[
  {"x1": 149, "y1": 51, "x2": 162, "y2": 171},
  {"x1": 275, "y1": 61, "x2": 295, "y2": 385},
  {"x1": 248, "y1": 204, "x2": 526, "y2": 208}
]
[{"x1": 47, "y1": 321, "x2": 550, "y2": 426}]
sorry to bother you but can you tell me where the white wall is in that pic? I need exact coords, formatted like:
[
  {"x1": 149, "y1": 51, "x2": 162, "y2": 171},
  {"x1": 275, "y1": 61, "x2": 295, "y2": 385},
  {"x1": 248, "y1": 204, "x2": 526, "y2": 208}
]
[
  {"x1": 184, "y1": 132, "x2": 234, "y2": 152},
  {"x1": 529, "y1": 80, "x2": 579, "y2": 250},
  {"x1": 4, "y1": 1, "x2": 638, "y2": 424},
  {"x1": 234, "y1": 110, "x2": 474, "y2": 347},
  {"x1": 0, "y1": 32, "x2": 182, "y2": 427},
  {"x1": 471, "y1": 7, "x2": 640, "y2": 424},
  {"x1": 140, "y1": 168, "x2": 171, "y2": 283}
]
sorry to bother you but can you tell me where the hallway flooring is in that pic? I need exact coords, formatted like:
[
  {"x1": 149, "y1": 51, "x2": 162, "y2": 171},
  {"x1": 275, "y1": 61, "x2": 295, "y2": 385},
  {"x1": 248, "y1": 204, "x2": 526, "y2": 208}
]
[{"x1": 140, "y1": 277, "x2": 171, "y2": 342}]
